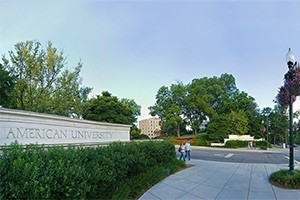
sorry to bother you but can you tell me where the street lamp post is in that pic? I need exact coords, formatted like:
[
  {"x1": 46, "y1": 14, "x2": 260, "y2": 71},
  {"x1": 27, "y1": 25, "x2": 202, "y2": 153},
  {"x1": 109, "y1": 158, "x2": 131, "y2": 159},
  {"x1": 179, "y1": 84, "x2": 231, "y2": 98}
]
[
  {"x1": 266, "y1": 115, "x2": 269, "y2": 150},
  {"x1": 285, "y1": 48, "x2": 297, "y2": 174},
  {"x1": 261, "y1": 118, "x2": 269, "y2": 150},
  {"x1": 261, "y1": 120, "x2": 268, "y2": 149}
]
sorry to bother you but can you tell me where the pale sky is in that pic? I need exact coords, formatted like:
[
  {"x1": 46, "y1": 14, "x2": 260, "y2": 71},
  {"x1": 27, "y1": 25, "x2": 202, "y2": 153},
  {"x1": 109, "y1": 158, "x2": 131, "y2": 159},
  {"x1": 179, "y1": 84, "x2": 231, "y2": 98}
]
[{"x1": 1, "y1": 0, "x2": 300, "y2": 120}]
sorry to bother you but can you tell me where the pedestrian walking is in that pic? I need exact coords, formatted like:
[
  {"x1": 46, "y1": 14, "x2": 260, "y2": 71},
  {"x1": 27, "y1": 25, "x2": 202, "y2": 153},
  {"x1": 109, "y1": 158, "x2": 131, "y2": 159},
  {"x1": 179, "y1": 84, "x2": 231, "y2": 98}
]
[
  {"x1": 185, "y1": 140, "x2": 191, "y2": 161},
  {"x1": 179, "y1": 143, "x2": 186, "y2": 161}
]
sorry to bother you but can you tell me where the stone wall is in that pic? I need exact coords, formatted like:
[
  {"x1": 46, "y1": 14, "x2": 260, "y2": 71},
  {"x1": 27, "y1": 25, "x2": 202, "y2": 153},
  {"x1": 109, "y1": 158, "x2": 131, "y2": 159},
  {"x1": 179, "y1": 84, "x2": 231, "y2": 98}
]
[
  {"x1": 211, "y1": 134, "x2": 264, "y2": 146},
  {"x1": 0, "y1": 108, "x2": 131, "y2": 146}
]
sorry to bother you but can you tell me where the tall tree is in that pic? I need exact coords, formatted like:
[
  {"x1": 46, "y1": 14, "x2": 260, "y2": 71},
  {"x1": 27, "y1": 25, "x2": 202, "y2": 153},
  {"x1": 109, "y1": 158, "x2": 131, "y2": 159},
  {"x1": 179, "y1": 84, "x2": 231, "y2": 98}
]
[
  {"x1": 82, "y1": 91, "x2": 140, "y2": 125},
  {"x1": 1, "y1": 41, "x2": 91, "y2": 116},
  {"x1": 263, "y1": 106, "x2": 288, "y2": 145},
  {"x1": 149, "y1": 82, "x2": 186, "y2": 137},
  {"x1": 184, "y1": 79, "x2": 215, "y2": 134},
  {"x1": 120, "y1": 98, "x2": 141, "y2": 123},
  {"x1": 232, "y1": 91, "x2": 259, "y2": 136},
  {"x1": 219, "y1": 73, "x2": 238, "y2": 99},
  {"x1": 183, "y1": 74, "x2": 236, "y2": 134},
  {"x1": 0, "y1": 63, "x2": 15, "y2": 107},
  {"x1": 206, "y1": 110, "x2": 249, "y2": 142},
  {"x1": 149, "y1": 73, "x2": 260, "y2": 139},
  {"x1": 212, "y1": 74, "x2": 259, "y2": 137}
]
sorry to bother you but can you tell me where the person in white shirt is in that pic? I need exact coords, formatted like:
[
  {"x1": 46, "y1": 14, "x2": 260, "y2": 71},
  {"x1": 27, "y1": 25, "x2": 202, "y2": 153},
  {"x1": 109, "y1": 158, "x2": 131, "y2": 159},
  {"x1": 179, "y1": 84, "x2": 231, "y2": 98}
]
[{"x1": 185, "y1": 140, "x2": 191, "y2": 161}]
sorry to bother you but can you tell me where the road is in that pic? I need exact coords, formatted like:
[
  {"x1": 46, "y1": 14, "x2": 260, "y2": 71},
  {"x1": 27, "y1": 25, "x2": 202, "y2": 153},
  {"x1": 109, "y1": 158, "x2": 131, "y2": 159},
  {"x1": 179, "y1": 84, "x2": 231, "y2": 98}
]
[{"x1": 177, "y1": 146, "x2": 300, "y2": 164}]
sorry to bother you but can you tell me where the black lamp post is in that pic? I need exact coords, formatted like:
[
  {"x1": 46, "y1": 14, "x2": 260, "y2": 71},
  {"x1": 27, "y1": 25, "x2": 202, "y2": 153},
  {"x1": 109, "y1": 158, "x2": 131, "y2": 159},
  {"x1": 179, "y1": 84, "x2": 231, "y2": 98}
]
[
  {"x1": 261, "y1": 120, "x2": 268, "y2": 149},
  {"x1": 285, "y1": 48, "x2": 297, "y2": 174},
  {"x1": 265, "y1": 115, "x2": 269, "y2": 150}
]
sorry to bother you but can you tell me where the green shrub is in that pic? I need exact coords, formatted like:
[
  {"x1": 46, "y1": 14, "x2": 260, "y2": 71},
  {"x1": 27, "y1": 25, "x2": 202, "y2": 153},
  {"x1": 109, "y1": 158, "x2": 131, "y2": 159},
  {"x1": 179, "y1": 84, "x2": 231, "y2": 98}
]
[
  {"x1": 113, "y1": 159, "x2": 185, "y2": 199},
  {"x1": 193, "y1": 133, "x2": 210, "y2": 146},
  {"x1": 0, "y1": 140, "x2": 181, "y2": 199},
  {"x1": 255, "y1": 141, "x2": 271, "y2": 150},
  {"x1": 269, "y1": 169, "x2": 300, "y2": 189},
  {"x1": 224, "y1": 140, "x2": 271, "y2": 149},
  {"x1": 225, "y1": 140, "x2": 248, "y2": 148}
]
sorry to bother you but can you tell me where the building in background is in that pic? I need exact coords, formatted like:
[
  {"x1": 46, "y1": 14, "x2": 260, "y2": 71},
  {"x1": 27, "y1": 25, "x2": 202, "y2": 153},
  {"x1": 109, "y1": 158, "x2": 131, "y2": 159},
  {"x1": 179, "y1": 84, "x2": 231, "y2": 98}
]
[{"x1": 138, "y1": 118, "x2": 161, "y2": 138}]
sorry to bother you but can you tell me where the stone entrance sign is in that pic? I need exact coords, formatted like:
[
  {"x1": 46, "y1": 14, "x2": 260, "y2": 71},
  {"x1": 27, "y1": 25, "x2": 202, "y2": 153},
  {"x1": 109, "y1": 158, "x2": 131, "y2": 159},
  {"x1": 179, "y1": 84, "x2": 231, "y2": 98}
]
[{"x1": 0, "y1": 108, "x2": 131, "y2": 146}]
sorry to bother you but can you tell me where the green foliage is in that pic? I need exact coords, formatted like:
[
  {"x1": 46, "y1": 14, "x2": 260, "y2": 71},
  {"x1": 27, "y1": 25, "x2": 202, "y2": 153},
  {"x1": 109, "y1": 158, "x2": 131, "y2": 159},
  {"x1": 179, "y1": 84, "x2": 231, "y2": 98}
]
[
  {"x1": 228, "y1": 110, "x2": 249, "y2": 134},
  {"x1": 184, "y1": 77, "x2": 218, "y2": 134},
  {"x1": 0, "y1": 141, "x2": 180, "y2": 199},
  {"x1": 207, "y1": 110, "x2": 249, "y2": 142},
  {"x1": 192, "y1": 133, "x2": 210, "y2": 146},
  {"x1": 130, "y1": 124, "x2": 150, "y2": 140},
  {"x1": 256, "y1": 106, "x2": 289, "y2": 145},
  {"x1": 149, "y1": 83, "x2": 186, "y2": 137},
  {"x1": 110, "y1": 159, "x2": 185, "y2": 199},
  {"x1": 149, "y1": 73, "x2": 259, "y2": 141},
  {"x1": 131, "y1": 133, "x2": 150, "y2": 140},
  {"x1": 158, "y1": 103, "x2": 183, "y2": 137},
  {"x1": 224, "y1": 140, "x2": 270, "y2": 149},
  {"x1": 1, "y1": 40, "x2": 92, "y2": 116},
  {"x1": 225, "y1": 140, "x2": 249, "y2": 148},
  {"x1": 120, "y1": 98, "x2": 141, "y2": 123},
  {"x1": 82, "y1": 91, "x2": 140, "y2": 124},
  {"x1": 295, "y1": 130, "x2": 300, "y2": 144},
  {"x1": 268, "y1": 106, "x2": 288, "y2": 144},
  {"x1": 270, "y1": 169, "x2": 300, "y2": 189},
  {"x1": 0, "y1": 63, "x2": 15, "y2": 107},
  {"x1": 206, "y1": 115, "x2": 230, "y2": 143},
  {"x1": 255, "y1": 141, "x2": 271, "y2": 150}
]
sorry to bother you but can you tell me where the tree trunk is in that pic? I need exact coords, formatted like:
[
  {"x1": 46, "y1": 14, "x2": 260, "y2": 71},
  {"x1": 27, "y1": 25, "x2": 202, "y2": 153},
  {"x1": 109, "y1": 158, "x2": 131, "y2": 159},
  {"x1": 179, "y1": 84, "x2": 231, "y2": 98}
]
[
  {"x1": 193, "y1": 129, "x2": 197, "y2": 135},
  {"x1": 177, "y1": 125, "x2": 180, "y2": 137}
]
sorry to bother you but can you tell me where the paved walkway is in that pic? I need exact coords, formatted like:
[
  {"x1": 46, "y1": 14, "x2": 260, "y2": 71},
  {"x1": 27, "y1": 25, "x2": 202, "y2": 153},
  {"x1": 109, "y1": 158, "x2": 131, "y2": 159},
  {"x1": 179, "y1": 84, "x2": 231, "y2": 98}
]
[{"x1": 139, "y1": 159, "x2": 300, "y2": 200}]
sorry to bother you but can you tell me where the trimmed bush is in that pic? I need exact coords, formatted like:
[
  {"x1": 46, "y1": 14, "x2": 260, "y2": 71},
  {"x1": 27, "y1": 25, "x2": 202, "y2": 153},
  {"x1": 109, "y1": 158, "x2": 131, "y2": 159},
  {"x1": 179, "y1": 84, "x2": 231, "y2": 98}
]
[
  {"x1": 0, "y1": 140, "x2": 180, "y2": 199},
  {"x1": 225, "y1": 140, "x2": 248, "y2": 148},
  {"x1": 224, "y1": 140, "x2": 271, "y2": 149}
]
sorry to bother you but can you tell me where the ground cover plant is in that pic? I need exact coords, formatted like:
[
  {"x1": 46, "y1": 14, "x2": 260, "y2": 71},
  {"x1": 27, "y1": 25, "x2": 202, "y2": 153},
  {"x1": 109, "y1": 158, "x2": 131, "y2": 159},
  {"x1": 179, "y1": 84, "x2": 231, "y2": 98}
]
[
  {"x1": 0, "y1": 141, "x2": 185, "y2": 199},
  {"x1": 269, "y1": 169, "x2": 300, "y2": 189}
]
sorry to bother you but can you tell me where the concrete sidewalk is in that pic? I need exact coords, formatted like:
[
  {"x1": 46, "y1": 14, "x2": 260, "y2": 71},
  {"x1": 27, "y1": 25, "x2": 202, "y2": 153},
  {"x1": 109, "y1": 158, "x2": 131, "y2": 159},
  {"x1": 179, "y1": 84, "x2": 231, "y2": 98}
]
[{"x1": 139, "y1": 159, "x2": 300, "y2": 200}]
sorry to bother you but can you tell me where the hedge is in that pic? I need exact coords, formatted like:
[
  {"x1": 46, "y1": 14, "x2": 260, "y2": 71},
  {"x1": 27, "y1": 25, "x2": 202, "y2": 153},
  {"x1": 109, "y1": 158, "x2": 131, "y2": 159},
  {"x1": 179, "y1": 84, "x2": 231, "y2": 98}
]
[
  {"x1": 225, "y1": 140, "x2": 271, "y2": 149},
  {"x1": 0, "y1": 140, "x2": 177, "y2": 199}
]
